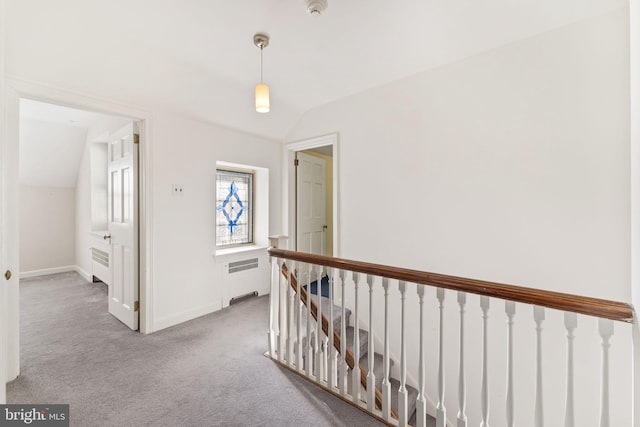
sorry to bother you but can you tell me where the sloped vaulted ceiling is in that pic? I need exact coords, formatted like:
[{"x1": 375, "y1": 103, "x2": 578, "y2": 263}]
[
  {"x1": 18, "y1": 99, "x2": 127, "y2": 188},
  {"x1": 5, "y1": 0, "x2": 628, "y2": 140}
]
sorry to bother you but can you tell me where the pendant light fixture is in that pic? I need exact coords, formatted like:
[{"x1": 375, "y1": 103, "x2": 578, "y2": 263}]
[{"x1": 253, "y1": 33, "x2": 270, "y2": 113}]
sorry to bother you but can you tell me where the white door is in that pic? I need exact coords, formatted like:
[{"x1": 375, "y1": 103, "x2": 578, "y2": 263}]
[
  {"x1": 296, "y1": 152, "x2": 326, "y2": 255},
  {"x1": 107, "y1": 123, "x2": 139, "y2": 330}
]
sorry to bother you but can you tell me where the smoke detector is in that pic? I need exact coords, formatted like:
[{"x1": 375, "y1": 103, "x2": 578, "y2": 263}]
[{"x1": 305, "y1": 0, "x2": 328, "y2": 16}]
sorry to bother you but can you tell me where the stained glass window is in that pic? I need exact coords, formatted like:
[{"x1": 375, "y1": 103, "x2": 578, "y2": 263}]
[{"x1": 216, "y1": 169, "x2": 254, "y2": 247}]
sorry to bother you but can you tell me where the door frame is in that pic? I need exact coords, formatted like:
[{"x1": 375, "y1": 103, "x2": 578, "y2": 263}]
[
  {"x1": 0, "y1": 0, "x2": 6, "y2": 402},
  {"x1": 2, "y1": 77, "x2": 155, "y2": 381},
  {"x1": 284, "y1": 133, "x2": 339, "y2": 256}
]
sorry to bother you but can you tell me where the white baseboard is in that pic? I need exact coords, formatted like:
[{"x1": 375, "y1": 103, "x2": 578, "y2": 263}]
[
  {"x1": 75, "y1": 266, "x2": 92, "y2": 282},
  {"x1": 20, "y1": 265, "x2": 77, "y2": 279},
  {"x1": 153, "y1": 302, "x2": 222, "y2": 332}
]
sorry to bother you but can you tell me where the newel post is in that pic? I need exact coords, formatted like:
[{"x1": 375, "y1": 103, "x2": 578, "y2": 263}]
[
  {"x1": 629, "y1": 0, "x2": 640, "y2": 423},
  {"x1": 634, "y1": 316, "x2": 640, "y2": 427},
  {"x1": 267, "y1": 253, "x2": 278, "y2": 358}
]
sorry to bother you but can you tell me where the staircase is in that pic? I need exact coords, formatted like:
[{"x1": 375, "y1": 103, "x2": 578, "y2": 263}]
[
  {"x1": 268, "y1": 247, "x2": 637, "y2": 427},
  {"x1": 300, "y1": 290, "x2": 433, "y2": 427}
]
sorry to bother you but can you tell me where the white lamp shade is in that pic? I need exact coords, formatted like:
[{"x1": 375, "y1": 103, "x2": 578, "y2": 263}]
[{"x1": 255, "y1": 83, "x2": 270, "y2": 113}]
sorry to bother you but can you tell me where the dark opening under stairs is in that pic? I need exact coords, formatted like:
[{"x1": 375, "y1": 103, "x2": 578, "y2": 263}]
[{"x1": 289, "y1": 271, "x2": 435, "y2": 427}]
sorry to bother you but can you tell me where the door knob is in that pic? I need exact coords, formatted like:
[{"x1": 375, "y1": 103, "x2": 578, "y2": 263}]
[
  {"x1": 103, "y1": 233, "x2": 111, "y2": 241},
  {"x1": 4, "y1": 270, "x2": 11, "y2": 280}
]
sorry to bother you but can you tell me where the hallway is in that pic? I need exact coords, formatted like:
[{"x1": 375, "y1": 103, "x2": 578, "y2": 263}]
[{"x1": 8, "y1": 272, "x2": 383, "y2": 426}]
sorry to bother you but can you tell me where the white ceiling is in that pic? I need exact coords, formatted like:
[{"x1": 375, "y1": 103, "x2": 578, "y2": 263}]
[
  {"x1": 6, "y1": 0, "x2": 628, "y2": 140},
  {"x1": 21, "y1": 99, "x2": 105, "y2": 129},
  {"x1": 19, "y1": 99, "x2": 120, "y2": 188}
]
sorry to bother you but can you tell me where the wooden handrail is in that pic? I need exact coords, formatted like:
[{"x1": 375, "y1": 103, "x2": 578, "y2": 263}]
[
  {"x1": 280, "y1": 263, "x2": 399, "y2": 420},
  {"x1": 269, "y1": 248, "x2": 634, "y2": 323}
]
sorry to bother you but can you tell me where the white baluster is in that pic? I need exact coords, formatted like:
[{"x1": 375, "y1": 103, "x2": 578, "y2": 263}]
[
  {"x1": 564, "y1": 312, "x2": 577, "y2": 427},
  {"x1": 328, "y1": 268, "x2": 337, "y2": 389},
  {"x1": 398, "y1": 281, "x2": 408, "y2": 426},
  {"x1": 480, "y1": 296, "x2": 490, "y2": 427},
  {"x1": 367, "y1": 274, "x2": 376, "y2": 411},
  {"x1": 599, "y1": 319, "x2": 614, "y2": 427},
  {"x1": 352, "y1": 272, "x2": 362, "y2": 404},
  {"x1": 268, "y1": 255, "x2": 277, "y2": 357},
  {"x1": 305, "y1": 263, "x2": 313, "y2": 377},
  {"x1": 457, "y1": 292, "x2": 468, "y2": 427},
  {"x1": 534, "y1": 306, "x2": 545, "y2": 427},
  {"x1": 315, "y1": 264, "x2": 324, "y2": 381},
  {"x1": 382, "y1": 278, "x2": 392, "y2": 421},
  {"x1": 505, "y1": 301, "x2": 516, "y2": 427},
  {"x1": 320, "y1": 268, "x2": 329, "y2": 384},
  {"x1": 416, "y1": 285, "x2": 427, "y2": 427},
  {"x1": 436, "y1": 288, "x2": 446, "y2": 427},
  {"x1": 287, "y1": 261, "x2": 295, "y2": 365},
  {"x1": 322, "y1": 322, "x2": 329, "y2": 382},
  {"x1": 339, "y1": 270, "x2": 348, "y2": 396},
  {"x1": 278, "y1": 259, "x2": 285, "y2": 361},
  {"x1": 296, "y1": 262, "x2": 304, "y2": 371}
]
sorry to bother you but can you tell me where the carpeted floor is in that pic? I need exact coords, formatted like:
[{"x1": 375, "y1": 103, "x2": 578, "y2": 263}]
[{"x1": 8, "y1": 272, "x2": 385, "y2": 427}]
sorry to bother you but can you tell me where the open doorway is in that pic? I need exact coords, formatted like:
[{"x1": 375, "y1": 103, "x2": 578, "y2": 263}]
[
  {"x1": 3, "y1": 80, "x2": 152, "y2": 383},
  {"x1": 285, "y1": 134, "x2": 339, "y2": 257},
  {"x1": 19, "y1": 98, "x2": 140, "y2": 329},
  {"x1": 295, "y1": 147, "x2": 332, "y2": 257}
]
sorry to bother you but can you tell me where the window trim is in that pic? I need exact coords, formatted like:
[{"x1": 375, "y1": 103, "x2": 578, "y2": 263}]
[
  {"x1": 215, "y1": 167, "x2": 256, "y2": 248},
  {"x1": 214, "y1": 161, "x2": 269, "y2": 259}
]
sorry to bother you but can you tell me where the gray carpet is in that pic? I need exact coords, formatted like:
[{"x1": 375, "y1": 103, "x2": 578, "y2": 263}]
[{"x1": 8, "y1": 272, "x2": 385, "y2": 427}]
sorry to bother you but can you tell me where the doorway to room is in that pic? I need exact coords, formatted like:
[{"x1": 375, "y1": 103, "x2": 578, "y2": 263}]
[
  {"x1": 295, "y1": 147, "x2": 332, "y2": 257},
  {"x1": 2, "y1": 81, "x2": 152, "y2": 386},
  {"x1": 286, "y1": 133, "x2": 339, "y2": 258},
  {"x1": 18, "y1": 98, "x2": 140, "y2": 329}
]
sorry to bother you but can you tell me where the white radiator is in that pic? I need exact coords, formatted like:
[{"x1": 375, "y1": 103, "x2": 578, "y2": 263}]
[
  {"x1": 91, "y1": 247, "x2": 111, "y2": 285},
  {"x1": 229, "y1": 258, "x2": 259, "y2": 274},
  {"x1": 221, "y1": 254, "x2": 270, "y2": 308},
  {"x1": 90, "y1": 232, "x2": 112, "y2": 286}
]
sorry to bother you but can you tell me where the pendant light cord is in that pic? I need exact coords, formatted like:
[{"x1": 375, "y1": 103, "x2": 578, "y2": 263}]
[{"x1": 260, "y1": 46, "x2": 264, "y2": 84}]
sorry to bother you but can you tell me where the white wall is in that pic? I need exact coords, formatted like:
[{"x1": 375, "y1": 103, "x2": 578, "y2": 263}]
[
  {"x1": 288, "y1": 9, "x2": 631, "y2": 427},
  {"x1": 19, "y1": 186, "x2": 76, "y2": 274},
  {"x1": 90, "y1": 142, "x2": 107, "y2": 230},
  {"x1": 152, "y1": 111, "x2": 281, "y2": 328},
  {"x1": 76, "y1": 140, "x2": 111, "y2": 280},
  {"x1": 70, "y1": 106, "x2": 284, "y2": 330},
  {"x1": 75, "y1": 140, "x2": 92, "y2": 279},
  {"x1": 19, "y1": 118, "x2": 87, "y2": 188}
]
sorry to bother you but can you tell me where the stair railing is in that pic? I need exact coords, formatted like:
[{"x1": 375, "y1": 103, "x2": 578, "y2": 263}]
[
  {"x1": 267, "y1": 248, "x2": 635, "y2": 427},
  {"x1": 278, "y1": 262, "x2": 398, "y2": 419}
]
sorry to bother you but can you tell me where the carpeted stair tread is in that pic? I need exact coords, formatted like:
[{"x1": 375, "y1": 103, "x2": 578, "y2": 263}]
[
  {"x1": 298, "y1": 325, "x2": 363, "y2": 356},
  {"x1": 301, "y1": 294, "x2": 351, "y2": 336},
  {"x1": 359, "y1": 352, "x2": 393, "y2": 390},
  {"x1": 389, "y1": 377, "x2": 419, "y2": 424},
  {"x1": 294, "y1": 289, "x2": 429, "y2": 425},
  {"x1": 295, "y1": 296, "x2": 352, "y2": 355},
  {"x1": 345, "y1": 326, "x2": 368, "y2": 358}
]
